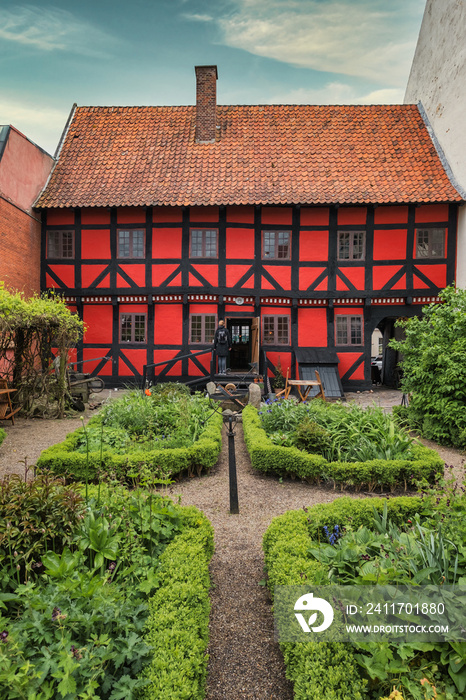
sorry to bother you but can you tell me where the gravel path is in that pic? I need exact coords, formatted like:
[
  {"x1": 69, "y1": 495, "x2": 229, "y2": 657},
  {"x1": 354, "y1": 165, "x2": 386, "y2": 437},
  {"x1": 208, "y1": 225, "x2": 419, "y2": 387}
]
[{"x1": 0, "y1": 388, "x2": 464, "y2": 698}]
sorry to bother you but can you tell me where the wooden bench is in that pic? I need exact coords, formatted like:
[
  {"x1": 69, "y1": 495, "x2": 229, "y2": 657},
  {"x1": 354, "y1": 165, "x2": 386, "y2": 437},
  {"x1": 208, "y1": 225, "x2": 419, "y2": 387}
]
[{"x1": 0, "y1": 379, "x2": 21, "y2": 424}]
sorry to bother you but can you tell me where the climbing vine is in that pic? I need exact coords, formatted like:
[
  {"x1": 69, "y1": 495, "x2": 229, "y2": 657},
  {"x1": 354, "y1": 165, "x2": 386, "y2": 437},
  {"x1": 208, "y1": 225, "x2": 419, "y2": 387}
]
[{"x1": 0, "y1": 285, "x2": 84, "y2": 418}]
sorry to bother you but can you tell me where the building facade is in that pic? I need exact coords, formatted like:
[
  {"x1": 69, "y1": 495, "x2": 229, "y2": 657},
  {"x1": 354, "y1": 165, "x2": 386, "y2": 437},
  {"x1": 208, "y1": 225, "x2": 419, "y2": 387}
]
[
  {"x1": 0, "y1": 126, "x2": 54, "y2": 296},
  {"x1": 36, "y1": 67, "x2": 462, "y2": 390},
  {"x1": 405, "y1": 0, "x2": 466, "y2": 287}
]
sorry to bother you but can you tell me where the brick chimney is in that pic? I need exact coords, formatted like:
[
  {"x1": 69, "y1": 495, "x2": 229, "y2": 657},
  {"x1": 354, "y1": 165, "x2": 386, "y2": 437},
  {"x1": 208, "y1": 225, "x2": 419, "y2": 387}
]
[{"x1": 195, "y1": 65, "x2": 218, "y2": 143}]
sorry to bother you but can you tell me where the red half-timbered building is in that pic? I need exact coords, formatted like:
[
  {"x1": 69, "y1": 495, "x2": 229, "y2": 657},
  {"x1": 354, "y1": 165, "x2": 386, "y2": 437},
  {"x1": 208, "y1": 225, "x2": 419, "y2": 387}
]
[{"x1": 35, "y1": 66, "x2": 462, "y2": 391}]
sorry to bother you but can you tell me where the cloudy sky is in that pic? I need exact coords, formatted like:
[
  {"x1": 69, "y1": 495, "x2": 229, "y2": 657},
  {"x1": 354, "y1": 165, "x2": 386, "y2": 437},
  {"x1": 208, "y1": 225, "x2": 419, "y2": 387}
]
[{"x1": 0, "y1": 0, "x2": 426, "y2": 155}]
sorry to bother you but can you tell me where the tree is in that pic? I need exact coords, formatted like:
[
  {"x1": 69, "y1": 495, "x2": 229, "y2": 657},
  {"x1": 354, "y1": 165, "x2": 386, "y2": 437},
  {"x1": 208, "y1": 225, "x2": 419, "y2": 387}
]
[
  {"x1": 0, "y1": 285, "x2": 84, "y2": 418},
  {"x1": 390, "y1": 286, "x2": 466, "y2": 448}
]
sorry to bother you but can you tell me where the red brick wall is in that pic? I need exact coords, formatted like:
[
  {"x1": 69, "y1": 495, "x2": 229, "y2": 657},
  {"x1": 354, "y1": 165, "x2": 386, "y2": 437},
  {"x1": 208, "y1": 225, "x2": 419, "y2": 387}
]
[
  {"x1": 0, "y1": 197, "x2": 41, "y2": 296},
  {"x1": 195, "y1": 65, "x2": 217, "y2": 143}
]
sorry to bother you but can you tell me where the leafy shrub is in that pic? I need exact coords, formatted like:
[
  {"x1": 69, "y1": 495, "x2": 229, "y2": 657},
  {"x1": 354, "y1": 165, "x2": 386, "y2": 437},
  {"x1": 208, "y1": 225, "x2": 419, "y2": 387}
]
[
  {"x1": 282, "y1": 641, "x2": 367, "y2": 699},
  {"x1": 390, "y1": 285, "x2": 466, "y2": 449},
  {"x1": 0, "y1": 284, "x2": 84, "y2": 418},
  {"x1": 37, "y1": 393, "x2": 223, "y2": 482},
  {"x1": 0, "y1": 482, "x2": 214, "y2": 699},
  {"x1": 243, "y1": 405, "x2": 442, "y2": 490},
  {"x1": 261, "y1": 399, "x2": 417, "y2": 462},
  {"x1": 293, "y1": 419, "x2": 332, "y2": 455},
  {"x1": 263, "y1": 490, "x2": 466, "y2": 699},
  {"x1": 0, "y1": 472, "x2": 84, "y2": 590},
  {"x1": 139, "y1": 506, "x2": 214, "y2": 699},
  {"x1": 0, "y1": 428, "x2": 6, "y2": 446}
]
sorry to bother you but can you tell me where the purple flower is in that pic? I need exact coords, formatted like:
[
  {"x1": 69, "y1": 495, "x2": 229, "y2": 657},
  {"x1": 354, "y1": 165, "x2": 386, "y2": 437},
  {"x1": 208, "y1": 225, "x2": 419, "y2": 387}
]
[
  {"x1": 71, "y1": 644, "x2": 82, "y2": 659},
  {"x1": 0, "y1": 630, "x2": 8, "y2": 642},
  {"x1": 51, "y1": 607, "x2": 67, "y2": 623}
]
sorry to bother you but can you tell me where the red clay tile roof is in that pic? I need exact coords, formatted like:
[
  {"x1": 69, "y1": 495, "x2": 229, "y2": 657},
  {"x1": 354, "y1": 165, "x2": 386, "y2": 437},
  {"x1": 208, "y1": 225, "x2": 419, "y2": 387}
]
[{"x1": 36, "y1": 104, "x2": 462, "y2": 208}]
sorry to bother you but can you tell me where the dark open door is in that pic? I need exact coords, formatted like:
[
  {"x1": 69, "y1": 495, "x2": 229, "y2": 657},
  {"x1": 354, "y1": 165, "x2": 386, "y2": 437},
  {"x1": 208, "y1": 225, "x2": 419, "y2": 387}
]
[{"x1": 227, "y1": 319, "x2": 252, "y2": 371}]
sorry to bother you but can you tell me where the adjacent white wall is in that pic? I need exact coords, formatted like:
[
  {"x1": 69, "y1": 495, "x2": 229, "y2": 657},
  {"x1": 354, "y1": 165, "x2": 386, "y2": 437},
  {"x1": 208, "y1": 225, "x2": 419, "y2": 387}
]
[{"x1": 405, "y1": 0, "x2": 466, "y2": 288}]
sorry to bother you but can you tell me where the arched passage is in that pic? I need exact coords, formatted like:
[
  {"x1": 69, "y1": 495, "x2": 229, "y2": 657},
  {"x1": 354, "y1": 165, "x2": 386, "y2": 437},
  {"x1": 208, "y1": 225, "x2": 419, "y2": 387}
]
[{"x1": 370, "y1": 306, "x2": 423, "y2": 388}]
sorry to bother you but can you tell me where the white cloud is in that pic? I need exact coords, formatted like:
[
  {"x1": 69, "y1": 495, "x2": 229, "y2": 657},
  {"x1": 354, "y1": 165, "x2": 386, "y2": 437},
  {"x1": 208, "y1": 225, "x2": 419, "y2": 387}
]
[
  {"x1": 266, "y1": 82, "x2": 404, "y2": 105},
  {"x1": 185, "y1": 0, "x2": 424, "y2": 88},
  {"x1": 183, "y1": 13, "x2": 214, "y2": 22},
  {"x1": 0, "y1": 96, "x2": 68, "y2": 155},
  {"x1": 0, "y1": 5, "x2": 116, "y2": 57}
]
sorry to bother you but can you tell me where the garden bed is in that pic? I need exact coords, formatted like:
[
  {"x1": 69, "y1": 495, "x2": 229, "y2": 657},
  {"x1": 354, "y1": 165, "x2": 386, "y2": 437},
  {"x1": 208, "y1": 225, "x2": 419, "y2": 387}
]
[
  {"x1": 263, "y1": 485, "x2": 466, "y2": 699},
  {"x1": 37, "y1": 386, "x2": 223, "y2": 482},
  {"x1": 242, "y1": 400, "x2": 443, "y2": 491},
  {"x1": 0, "y1": 474, "x2": 214, "y2": 699}
]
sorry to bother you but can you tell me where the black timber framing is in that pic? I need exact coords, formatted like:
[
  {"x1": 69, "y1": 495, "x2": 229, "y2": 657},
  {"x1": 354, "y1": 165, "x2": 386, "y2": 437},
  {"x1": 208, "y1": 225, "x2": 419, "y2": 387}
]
[{"x1": 39, "y1": 203, "x2": 459, "y2": 387}]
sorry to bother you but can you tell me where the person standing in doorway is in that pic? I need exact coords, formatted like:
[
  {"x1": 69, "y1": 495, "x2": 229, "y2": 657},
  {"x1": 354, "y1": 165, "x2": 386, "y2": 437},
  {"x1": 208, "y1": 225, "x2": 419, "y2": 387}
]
[{"x1": 213, "y1": 320, "x2": 232, "y2": 374}]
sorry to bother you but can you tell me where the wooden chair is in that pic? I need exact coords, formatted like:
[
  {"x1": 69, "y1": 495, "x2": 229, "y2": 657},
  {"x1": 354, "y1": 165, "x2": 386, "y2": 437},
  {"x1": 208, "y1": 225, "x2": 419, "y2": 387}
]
[
  {"x1": 0, "y1": 379, "x2": 21, "y2": 424},
  {"x1": 313, "y1": 370, "x2": 326, "y2": 401}
]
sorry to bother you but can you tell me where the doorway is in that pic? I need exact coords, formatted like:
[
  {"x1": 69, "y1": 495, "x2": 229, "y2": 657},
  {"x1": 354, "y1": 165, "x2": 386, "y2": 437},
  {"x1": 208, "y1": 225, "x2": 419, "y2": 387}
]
[{"x1": 227, "y1": 319, "x2": 252, "y2": 371}]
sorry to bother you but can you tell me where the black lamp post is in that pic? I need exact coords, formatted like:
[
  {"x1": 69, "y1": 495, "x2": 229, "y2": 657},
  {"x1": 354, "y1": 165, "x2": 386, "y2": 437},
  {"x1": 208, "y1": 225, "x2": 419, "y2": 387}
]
[{"x1": 226, "y1": 414, "x2": 239, "y2": 514}]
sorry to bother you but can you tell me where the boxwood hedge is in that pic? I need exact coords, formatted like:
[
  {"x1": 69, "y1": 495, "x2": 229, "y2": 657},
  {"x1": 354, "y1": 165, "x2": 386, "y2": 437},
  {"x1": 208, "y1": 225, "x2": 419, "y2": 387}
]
[
  {"x1": 36, "y1": 410, "x2": 223, "y2": 482},
  {"x1": 263, "y1": 496, "x2": 426, "y2": 699},
  {"x1": 242, "y1": 405, "x2": 442, "y2": 490},
  {"x1": 139, "y1": 505, "x2": 214, "y2": 699}
]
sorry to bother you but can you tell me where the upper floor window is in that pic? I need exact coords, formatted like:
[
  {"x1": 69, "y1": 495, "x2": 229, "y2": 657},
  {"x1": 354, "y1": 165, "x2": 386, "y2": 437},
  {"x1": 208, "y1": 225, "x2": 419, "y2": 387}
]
[
  {"x1": 118, "y1": 229, "x2": 145, "y2": 258},
  {"x1": 416, "y1": 228, "x2": 445, "y2": 258},
  {"x1": 120, "y1": 313, "x2": 146, "y2": 343},
  {"x1": 47, "y1": 230, "x2": 74, "y2": 259},
  {"x1": 262, "y1": 315, "x2": 289, "y2": 345},
  {"x1": 338, "y1": 231, "x2": 365, "y2": 260},
  {"x1": 335, "y1": 315, "x2": 363, "y2": 345},
  {"x1": 263, "y1": 231, "x2": 290, "y2": 259},
  {"x1": 190, "y1": 229, "x2": 218, "y2": 258},
  {"x1": 190, "y1": 314, "x2": 216, "y2": 343}
]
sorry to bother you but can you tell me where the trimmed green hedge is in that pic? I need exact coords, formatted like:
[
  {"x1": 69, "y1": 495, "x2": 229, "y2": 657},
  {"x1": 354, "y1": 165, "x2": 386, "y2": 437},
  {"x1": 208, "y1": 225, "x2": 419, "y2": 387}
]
[
  {"x1": 263, "y1": 496, "x2": 427, "y2": 699},
  {"x1": 243, "y1": 405, "x2": 442, "y2": 490},
  {"x1": 36, "y1": 410, "x2": 223, "y2": 482},
  {"x1": 139, "y1": 505, "x2": 214, "y2": 699}
]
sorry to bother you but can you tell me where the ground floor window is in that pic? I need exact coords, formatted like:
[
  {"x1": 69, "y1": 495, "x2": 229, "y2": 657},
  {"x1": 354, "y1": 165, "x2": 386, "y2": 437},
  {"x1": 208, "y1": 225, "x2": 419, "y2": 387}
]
[
  {"x1": 190, "y1": 314, "x2": 216, "y2": 343},
  {"x1": 262, "y1": 315, "x2": 289, "y2": 345},
  {"x1": 335, "y1": 315, "x2": 363, "y2": 345},
  {"x1": 120, "y1": 313, "x2": 147, "y2": 343}
]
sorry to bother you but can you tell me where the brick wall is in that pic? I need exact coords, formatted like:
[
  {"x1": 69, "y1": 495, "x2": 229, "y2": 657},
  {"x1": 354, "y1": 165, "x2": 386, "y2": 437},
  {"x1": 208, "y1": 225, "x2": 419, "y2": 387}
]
[
  {"x1": 0, "y1": 197, "x2": 41, "y2": 296},
  {"x1": 195, "y1": 65, "x2": 218, "y2": 143}
]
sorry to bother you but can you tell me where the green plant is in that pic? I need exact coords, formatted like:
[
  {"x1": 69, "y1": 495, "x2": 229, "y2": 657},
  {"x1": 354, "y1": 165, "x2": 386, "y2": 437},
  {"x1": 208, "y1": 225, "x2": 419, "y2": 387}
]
[
  {"x1": 0, "y1": 481, "x2": 214, "y2": 699},
  {"x1": 0, "y1": 428, "x2": 5, "y2": 446},
  {"x1": 263, "y1": 491, "x2": 466, "y2": 700},
  {"x1": 0, "y1": 472, "x2": 85, "y2": 591},
  {"x1": 293, "y1": 419, "x2": 333, "y2": 455},
  {"x1": 261, "y1": 399, "x2": 417, "y2": 463},
  {"x1": 272, "y1": 359, "x2": 286, "y2": 391},
  {"x1": 0, "y1": 284, "x2": 84, "y2": 418},
  {"x1": 243, "y1": 405, "x2": 442, "y2": 490},
  {"x1": 139, "y1": 506, "x2": 214, "y2": 700},
  {"x1": 390, "y1": 285, "x2": 466, "y2": 449},
  {"x1": 37, "y1": 393, "x2": 223, "y2": 483}
]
